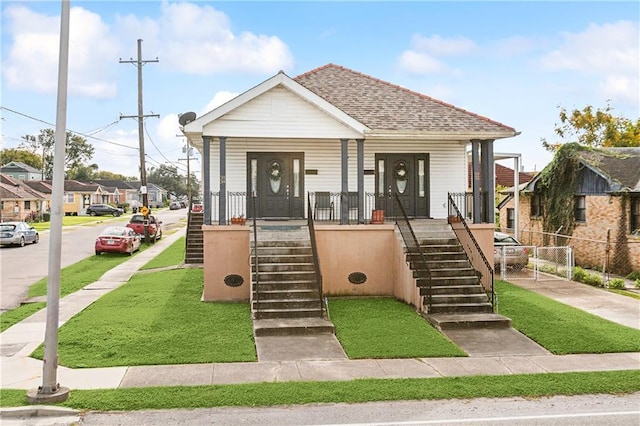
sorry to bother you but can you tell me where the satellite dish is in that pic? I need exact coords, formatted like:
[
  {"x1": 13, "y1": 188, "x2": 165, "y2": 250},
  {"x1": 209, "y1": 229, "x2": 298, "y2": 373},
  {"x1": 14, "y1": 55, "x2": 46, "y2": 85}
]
[{"x1": 178, "y1": 111, "x2": 197, "y2": 126}]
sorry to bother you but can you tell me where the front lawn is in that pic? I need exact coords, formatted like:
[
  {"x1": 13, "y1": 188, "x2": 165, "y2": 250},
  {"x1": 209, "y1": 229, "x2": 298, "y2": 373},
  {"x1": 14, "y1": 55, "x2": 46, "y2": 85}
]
[
  {"x1": 31, "y1": 268, "x2": 256, "y2": 367},
  {"x1": 329, "y1": 297, "x2": 466, "y2": 358},
  {"x1": 495, "y1": 280, "x2": 640, "y2": 354}
]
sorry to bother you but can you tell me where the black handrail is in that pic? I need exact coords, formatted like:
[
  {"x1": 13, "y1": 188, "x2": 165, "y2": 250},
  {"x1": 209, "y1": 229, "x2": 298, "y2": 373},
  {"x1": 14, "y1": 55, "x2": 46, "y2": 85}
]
[
  {"x1": 392, "y1": 193, "x2": 433, "y2": 311},
  {"x1": 447, "y1": 193, "x2": 495, "y2": 308},
  {"x1": 250, "y1": 193, "x2": 260, "y2": 318},
  {"x1": 307, "y1": 193, "x2": 325, "y2": 318}
]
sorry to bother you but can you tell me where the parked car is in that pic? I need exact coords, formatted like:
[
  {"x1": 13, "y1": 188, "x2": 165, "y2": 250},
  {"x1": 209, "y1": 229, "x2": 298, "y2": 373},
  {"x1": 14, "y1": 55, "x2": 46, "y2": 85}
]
[
  {"x1": 86, "y1": 204, "x2": 124, "y2": 217},
  {"x1": 191, "y1": 201, "x2": 203, "y2": 213},
  {"x1": 169, "y1": 201, "x2": 181, "y2": 210},
  {"x1": 0, "y1": 221, "x2": 39, "y2": 247},
  {"x1": 95, "y1": 226, "x2": 141, "y2": 256},
  {"x1": 126, "y1": 214, "x2": 163, "y2": 240},
  {"x1": 494, "y1": 231, "x2": 530, "y2": 270}
]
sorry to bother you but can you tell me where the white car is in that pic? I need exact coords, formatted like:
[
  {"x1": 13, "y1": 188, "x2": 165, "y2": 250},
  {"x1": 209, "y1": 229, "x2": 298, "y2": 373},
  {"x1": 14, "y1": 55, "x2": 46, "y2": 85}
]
[{"x1": 0, "y1": 221, "x2": 39, "y2": 247}]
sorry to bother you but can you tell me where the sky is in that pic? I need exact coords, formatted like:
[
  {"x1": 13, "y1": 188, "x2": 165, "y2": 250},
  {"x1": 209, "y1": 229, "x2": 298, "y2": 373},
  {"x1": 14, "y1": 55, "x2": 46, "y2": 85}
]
[{"x1": 1, "y1": 1, "x2": 638, "y2": 180}]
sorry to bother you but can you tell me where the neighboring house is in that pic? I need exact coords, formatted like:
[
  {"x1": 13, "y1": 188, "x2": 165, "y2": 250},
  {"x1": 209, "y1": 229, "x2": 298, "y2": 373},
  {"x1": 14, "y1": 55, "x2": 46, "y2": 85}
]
[
  {"x1": 0, "y1": 174, "x2": 48, "y2": 221},
  {"x1": 129, "y1": 182, "x2": 168, "y2": 209},
  {"x1": 499, "y1": 144, "x2": 640, "y2": 274},
  {"x1": 91, "y1": 180, "x2": 139, "y2": 207},
  {"x1": 182, "y1": 63, "x2": 519, "y2": 307},
  {"x1": 0, "y1": 161, "x2": 45, "y2": 181},
  {"x1": 22, "y1": 180, "x2": 119, "y2": 215},
  {"x1": 467, "y1": 163, "x2": 535, "y2": 190}
]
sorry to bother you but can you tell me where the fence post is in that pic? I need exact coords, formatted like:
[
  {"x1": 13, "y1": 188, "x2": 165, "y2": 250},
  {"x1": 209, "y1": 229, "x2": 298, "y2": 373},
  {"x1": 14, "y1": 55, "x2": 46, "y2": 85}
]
[{"x1": 604, "y1": 229, "x2": 611, "y2": 285}]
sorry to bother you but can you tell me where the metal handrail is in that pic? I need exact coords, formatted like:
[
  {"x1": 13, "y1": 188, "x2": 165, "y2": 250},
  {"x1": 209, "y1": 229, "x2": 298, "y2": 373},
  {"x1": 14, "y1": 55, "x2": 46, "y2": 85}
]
[
  {"x1": 307, "y1": 193, "x2": 325, "y2": 318},
  {"x1": 250, "y1": 194, "x2": 260, "y2": 318},
  {"x1": 392, "y1": 193, "x2": 433, "y2": 311},
  {"x1": 447, "y1": 193, "x2": 495, "y2": 308}
]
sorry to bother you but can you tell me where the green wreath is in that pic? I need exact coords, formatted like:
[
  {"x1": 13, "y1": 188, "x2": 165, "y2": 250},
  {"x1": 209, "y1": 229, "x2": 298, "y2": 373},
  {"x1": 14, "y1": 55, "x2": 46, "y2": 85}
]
[
  {"x1": 269, "y1": 161, "x2": 282, "y2": 181},
  {"x1": 394, "y1": 161, "x2": 408, "y2": 181}
]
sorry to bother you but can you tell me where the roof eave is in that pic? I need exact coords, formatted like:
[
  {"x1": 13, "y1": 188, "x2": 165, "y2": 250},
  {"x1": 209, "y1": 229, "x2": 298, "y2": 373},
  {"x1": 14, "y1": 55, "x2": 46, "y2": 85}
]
[{"x1": 364, "y1": 130, "x2": 519, "y2": 140}]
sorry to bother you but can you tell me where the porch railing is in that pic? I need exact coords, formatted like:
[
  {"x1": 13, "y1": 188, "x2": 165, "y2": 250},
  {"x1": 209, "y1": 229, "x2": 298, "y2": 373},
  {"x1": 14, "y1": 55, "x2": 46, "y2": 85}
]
[
  {"x1": 250, "y1": 194, "x2": 260, "y2": 319},
  {"x1": 447, "y1": 193, "x2": 495, "y2": 308},
  {"x1": 307, "y1": 194, "x2": 325, "y2": 318},
  {"x1": 448, "y1": 191, "x2": 490, "y2": 223},
  {"x1": 392, "y1": 192, "x2": 433, "y2": 311}
]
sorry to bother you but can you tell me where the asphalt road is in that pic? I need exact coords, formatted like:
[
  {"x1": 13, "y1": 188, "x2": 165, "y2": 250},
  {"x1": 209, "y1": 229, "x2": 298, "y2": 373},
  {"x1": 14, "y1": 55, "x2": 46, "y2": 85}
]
[{"x1": 0, "y1": 208, "x2": 187, "y2": 312}]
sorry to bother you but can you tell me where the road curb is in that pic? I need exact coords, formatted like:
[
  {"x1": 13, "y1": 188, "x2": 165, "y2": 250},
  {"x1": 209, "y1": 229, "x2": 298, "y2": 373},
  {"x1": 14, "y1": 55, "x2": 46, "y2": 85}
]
[{"x1": 0, "y1": 405, "x2": 79, "y2": 418}]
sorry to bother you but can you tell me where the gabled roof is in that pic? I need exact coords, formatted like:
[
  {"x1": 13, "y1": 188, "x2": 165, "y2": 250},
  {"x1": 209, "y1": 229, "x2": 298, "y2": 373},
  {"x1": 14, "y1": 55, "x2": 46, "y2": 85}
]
[
  {"x1": 129, "y1": 181, "x2": 168, "y2": 192},
  {"x1": 468, "y1": 163, "x2": 535, "y2": 189},
  {"x1": 184, "y1": 63, "x2": 518, "y2": 141},
  {"x1": 295, "y1": 64, "x2": 518, "y2": 138},
  {"x1": 0, "y1": 174, "x2": 47, "y2": 200},
  {"x1": 22, "y1": 180, "x2": 53, "y2": 194},
  {"x1": 0, "y1": 161, "x2": 42, "y2": 174},
  {"x1": 525, "y1": 146, "x2": 640, "y2": 193},
  {"x1": 91, "y1": 180, "x2": 138, "y2": 190}
]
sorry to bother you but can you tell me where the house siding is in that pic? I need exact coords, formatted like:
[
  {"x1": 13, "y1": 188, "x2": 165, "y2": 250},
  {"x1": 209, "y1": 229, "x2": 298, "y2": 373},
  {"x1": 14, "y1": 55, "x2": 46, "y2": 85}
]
[{"x1": 203, "y1": 138, "x2": 467, "y2": 219}]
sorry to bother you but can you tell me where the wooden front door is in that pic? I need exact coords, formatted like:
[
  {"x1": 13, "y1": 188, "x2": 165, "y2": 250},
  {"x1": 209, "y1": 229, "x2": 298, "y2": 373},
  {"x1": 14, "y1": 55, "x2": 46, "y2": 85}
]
[
  {"x1": 248, "y1": 152, "x2": 304, "y2": 219},
  {"x1": 375, "y1": 153, "x2": 429, "y2": 218}
]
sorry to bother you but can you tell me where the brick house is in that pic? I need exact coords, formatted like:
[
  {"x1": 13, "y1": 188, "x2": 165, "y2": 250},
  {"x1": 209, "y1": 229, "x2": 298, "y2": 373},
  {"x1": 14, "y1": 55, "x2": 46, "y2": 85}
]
[
  {"x1": 0, "y1": 174, "x2": 48, "y2": 221},
  {"x1": 498, "y1": 145, "x2": 640, "y2": 274}
]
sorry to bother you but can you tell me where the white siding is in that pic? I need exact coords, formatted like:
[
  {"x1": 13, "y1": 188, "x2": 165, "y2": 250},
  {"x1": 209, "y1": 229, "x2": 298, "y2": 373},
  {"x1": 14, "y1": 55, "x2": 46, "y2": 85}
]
[
  {"x1": 203, "y1": 87, "x2": 362, "y2": 139},
  {"x1": 205, "y1": 138, "x2": 467, "y2": 219}
]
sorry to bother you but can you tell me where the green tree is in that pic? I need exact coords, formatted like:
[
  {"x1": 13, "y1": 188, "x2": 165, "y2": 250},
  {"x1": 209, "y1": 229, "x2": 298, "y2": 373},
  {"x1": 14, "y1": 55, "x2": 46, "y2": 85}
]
[
  {"x1": 147, "y1": 164, "x2": 188, "y2": 197},
  {"x1": 0, "y1": 148, "x2": 43, "y2": 170},
  {"x1": 94, "y1": 170, "x2": 136, "y2": 181},
  {"x1": 19, "y1": 128, "x2": 95, "y2": 178},
  {"x1": 67, "y1": 163, "x2": 99, "y2": 181},
  {"x1": 542, "y1": 102, "x2": 640, "y2": 151}
]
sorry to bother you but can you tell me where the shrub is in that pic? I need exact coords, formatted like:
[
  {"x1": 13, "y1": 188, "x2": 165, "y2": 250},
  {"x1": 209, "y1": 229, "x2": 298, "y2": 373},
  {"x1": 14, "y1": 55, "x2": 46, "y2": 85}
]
[
  {"x1": 608, "y1": 278, "x2": 625, "y2": 289},
  {"x1": 582, "y1": 273, "x2": 604, "y2": 288},
  {"x1": 635, "y1": 279, "x2": 640, "y2": 289},
  {"x1": 626, "y1": 271, "x2": 640, "y2": 281},
  {"x1": 572, "y1": 267, "x2": 588, "y2": 282}
]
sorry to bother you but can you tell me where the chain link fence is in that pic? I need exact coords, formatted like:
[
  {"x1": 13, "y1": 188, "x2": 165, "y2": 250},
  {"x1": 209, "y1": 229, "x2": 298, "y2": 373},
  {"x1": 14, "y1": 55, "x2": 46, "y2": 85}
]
[{"x1": 499, "y1": 245, "x2": 573, "y2": 282}]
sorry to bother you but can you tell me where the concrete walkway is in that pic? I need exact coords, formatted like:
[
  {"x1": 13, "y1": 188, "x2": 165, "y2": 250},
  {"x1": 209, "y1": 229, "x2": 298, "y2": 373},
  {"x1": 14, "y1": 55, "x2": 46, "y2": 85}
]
[{"x1": 1, "y1": 231, "x2": 639, "y2": 392}]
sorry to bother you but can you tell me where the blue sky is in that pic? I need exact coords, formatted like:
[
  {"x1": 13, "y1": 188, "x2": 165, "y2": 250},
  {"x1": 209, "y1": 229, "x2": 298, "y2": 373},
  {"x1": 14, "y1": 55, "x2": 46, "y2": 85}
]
[{"x1": 1, "y1": 1, "x2": 638, "y2": 178}]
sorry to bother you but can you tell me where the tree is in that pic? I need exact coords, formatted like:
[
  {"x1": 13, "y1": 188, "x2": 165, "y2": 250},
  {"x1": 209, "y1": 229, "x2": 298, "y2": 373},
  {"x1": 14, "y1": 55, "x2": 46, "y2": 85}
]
[
  {"x1": 0, "y1": 148, "x2": 43, "y2": 170},
  {"x1": 67, "y1": 163, "x2": 99, "y2": 181},
  {"x1": 147, "y1": 164, "x2": 188, "y2": 197},
  {"x1": 94, "y1": 170, "x2": 136, "y2": 181},
  {"x1": 19, "y1": 128, "x2": 95, "y2": 178},
  {"x1": 542, "y1": 102, "x2": 640, "y2": 151}
]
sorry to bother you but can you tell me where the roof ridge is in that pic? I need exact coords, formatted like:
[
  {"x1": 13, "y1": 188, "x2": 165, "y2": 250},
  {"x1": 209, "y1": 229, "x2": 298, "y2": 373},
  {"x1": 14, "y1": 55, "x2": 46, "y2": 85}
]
[{"x1": 297, "y1": 63, "x2": 516, "y2": 132}]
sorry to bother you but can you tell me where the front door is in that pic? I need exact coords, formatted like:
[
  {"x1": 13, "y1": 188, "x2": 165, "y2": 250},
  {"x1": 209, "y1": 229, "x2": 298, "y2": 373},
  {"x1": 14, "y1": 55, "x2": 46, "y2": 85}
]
[
  {"x1": 248, "y1": 152, "x2": 304, "y2": 219},
  {"x1": 375, "y1": 153, "x2": 429, "y2": 218}
]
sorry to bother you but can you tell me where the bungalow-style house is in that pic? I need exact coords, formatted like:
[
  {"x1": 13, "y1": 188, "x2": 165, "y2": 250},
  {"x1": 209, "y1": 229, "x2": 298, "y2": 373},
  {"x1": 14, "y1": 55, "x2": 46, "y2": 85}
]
[
  {"x1": 0, "y1": 174, "x2": 48, "y2": 221},
  {"x1": 499, "y1": 143, "x2": 640, "y2": 275},
  {"x1": 91, "y1": 180, "x2": 139, "y2": 209},
  {"x1": 0, "y1": 161, "x2": 45, "y2": 181},
  {"x1": 181, "y1": 64, "x2": 519, "y2": 332},
  {"x1": 129, "y1": 182, "x2": 168, "y2": 209},
  {"x1": 23, "y1": 179, "x2": 119, "y2": 216}
]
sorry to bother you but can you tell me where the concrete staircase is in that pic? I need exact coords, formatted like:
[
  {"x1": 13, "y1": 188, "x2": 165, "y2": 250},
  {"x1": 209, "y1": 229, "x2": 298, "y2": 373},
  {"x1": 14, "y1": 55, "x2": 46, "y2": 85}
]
[
  {"x1": 184, "y1": 212, "x2": 204, "y2": 264},
  {"x1": 407, "y1": 220, "x2": 510, "y2": 329},
  {"x1": 251, "y1": 224, "x2": 334, "y2": 337}
]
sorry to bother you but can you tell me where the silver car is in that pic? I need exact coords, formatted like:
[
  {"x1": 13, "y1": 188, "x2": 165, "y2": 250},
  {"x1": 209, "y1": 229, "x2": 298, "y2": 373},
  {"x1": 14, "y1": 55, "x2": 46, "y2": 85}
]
[
  {"x1": 0, "y1": 221, "x2": 39, "y2": 247},
  {"x1": 494, "y1": 231, "x2": 530, "y2": 270}
]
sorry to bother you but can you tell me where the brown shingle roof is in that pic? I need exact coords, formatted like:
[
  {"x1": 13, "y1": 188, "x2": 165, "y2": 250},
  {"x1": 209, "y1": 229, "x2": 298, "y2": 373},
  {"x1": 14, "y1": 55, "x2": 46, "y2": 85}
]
[
  {"x1": 579, "y1": 147, "x2": 640, "y2": 191},
  {"x1": 294, "y1": 64, "x2": 516, "y2": 135},
  {"x1": 467, "y1": 163, "x2": 535, "y2": 188}
]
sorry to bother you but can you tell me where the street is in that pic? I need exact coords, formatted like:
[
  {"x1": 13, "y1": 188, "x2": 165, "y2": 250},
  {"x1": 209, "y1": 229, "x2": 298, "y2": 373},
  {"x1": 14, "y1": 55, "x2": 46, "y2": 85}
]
[{"x1": 0, "y1": 208, "x2": 187, "y2": 312}]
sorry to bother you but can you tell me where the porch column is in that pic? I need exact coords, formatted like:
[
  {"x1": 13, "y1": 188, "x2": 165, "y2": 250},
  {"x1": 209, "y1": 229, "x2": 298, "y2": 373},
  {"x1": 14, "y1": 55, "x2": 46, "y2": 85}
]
[
  {"x1": 340, "y1": 138, "x2": 349, "y2": 225},
  {"x1": 471, "y1": 139, "x2": 481, "y2": 223},
  {"x1": 356, "y1": 138, "x2": 364, "y2": 224},
  {"x1": 203, "y1": 136, "x2": 211, "y2": 225},
  {"x1": 481, "y1": 139, "x2": 495, "y2": 224},
  {"x1": 219, "y1": 136, "x2": 227, "y2": 225}
]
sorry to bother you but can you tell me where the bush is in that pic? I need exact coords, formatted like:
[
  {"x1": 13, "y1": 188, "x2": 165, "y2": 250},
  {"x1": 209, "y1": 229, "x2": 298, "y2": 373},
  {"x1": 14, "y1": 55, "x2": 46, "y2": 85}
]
[
  {"x1": 572, "y1": 267, "x2": 588, "y2": 282},
  {"x1": 608, "y1": 278, "x2": 625, "y2": 289},
  {"x1": 635, "y1": 279, "x2": 640, "y2": 289},
  {"x1": 582, "y1": 273, "x2": 604, "y2": 288},
  {"x1": 626, "y1": 271, "x2": 640, "y2": 281}
]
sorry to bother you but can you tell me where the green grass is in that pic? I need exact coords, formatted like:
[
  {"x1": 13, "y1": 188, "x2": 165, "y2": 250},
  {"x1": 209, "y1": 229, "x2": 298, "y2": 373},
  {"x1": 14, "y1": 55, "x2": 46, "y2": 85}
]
[
  {"x1": 140, "y1": 236, "x2": 186, "y2": 270},
  {"x1": 329, "y1": 297, "x2": 466, "y2": 358},
  {"x1": 608, "y1": 289, "x2": 640, "y2": 300},
  {"x1": 0, "y1": 302, "x2": 46, "y2": 333},
  {"x1": 495, "y1": 280, "x2": 640, "y2": 354},
  {"x1": 30, "y1": 215, "x2": 125, "y2": 231},
  {"x1": 2, "y1": 370, "x2": 639, "y2": 410},
  {"x1": 31, "y1": 268, "x2": 256, "y2": 367}
]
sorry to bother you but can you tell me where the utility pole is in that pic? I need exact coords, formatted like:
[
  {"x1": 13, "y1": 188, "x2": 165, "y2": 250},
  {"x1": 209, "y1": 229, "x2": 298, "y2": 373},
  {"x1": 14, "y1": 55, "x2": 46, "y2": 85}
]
[
  {"x1": 120, "y1": 39, "x2": 159, "y2": 243},
  {"x1": 177, "y1": 135, "x2": 198, "y2": 205}
]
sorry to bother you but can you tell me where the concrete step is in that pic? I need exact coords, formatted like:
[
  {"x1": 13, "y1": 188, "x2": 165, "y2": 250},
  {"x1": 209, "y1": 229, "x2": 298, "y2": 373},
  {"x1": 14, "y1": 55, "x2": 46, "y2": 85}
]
[
  {"x1": 430, "y1": 293, "x2": 490, "y2": 305},
  {"x1": 252, "y1": 254, "x2": 314, "y2": 264},
  {"x1": 417, "y1": 276, "x2": 480, "y2": 287},
  {"x1": 425, "y1": 285, "x2": 487, "y2": 295},
  {"x1": 253, "y1": 263, "x2": 315, "y2": 273},
  {"x1": 253, "y1": 299, "x2": 323, "y2": 311},
  {"x1": 253, "y1": 288, "x2": 320, "y2": 300},
  {"x1": 254, "y1": 271, "x2": 317, "y2": 282},
  {"x1": 255, "y1": 280, "x2": 318, "y2": 292},
  {"x1": 255, "y1": 307, "x2": 324, "y2": 319},
  {"x1": 253, "y1": 317, "x2": 334, "y2": 336},
  {"x1": 414, "y1": 268, "x2": 477, "y2": 278},
  {"x1": 428, "y1": 303, "x2": 493, "y2": 315},
  {"x1": 425, "y1": 313, "x2": 512, "y2": 330}
]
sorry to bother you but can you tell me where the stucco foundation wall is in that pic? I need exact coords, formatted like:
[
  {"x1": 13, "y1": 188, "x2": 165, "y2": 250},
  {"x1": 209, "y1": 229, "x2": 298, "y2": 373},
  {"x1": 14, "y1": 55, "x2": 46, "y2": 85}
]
[
  {"x1": 315, "y1": 224, "x2": 397, "y2": 297},
  {"x1": 391, "y1": 230, "x2": 422, "y2": 310},
  {"x1": 202, "y1": 225, "x2": 251, "y2": 301},
  {"x1": 451, "y1": 222, "x2": 495, "y2": 291}
]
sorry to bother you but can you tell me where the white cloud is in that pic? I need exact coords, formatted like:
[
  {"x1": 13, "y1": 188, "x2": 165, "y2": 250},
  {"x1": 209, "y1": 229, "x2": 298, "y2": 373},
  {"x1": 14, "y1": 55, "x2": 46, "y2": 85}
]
[
  {"x1": 410, "y1": 34, "x2": 476, "y2": 56},
  {"x1": 397, "y1": 51, "x2": 447, "y2": 74},
  {"x1": 3, "y1": 5, "x2": 119, "y2": 98},
  {"x1": 201, "y1": 91, "x2": 240, "y2": 115},
  {"x1": 540, "y1": 20, "x2": 639, "y2": 107},
  {"x1": 490, "y1": 35, "x2": 535, "y2": 57}
]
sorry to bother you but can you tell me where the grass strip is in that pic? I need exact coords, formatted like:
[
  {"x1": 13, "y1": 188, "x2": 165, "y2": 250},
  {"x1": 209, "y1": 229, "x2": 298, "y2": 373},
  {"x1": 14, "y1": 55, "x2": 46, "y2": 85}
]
[
  {"x1": 140, "y1": 236, "x2": 186, "y2": 270},
  {"x1": 0, "y1": 302, "x2": 46, "y2": 333},
  {"x1": 329, "y1": 297, "x2": 466, "y2": 358},
  {"x1": 496, "y1": 280, "x2": 640, "y2": 354},
  {"x1": 31, "y1": 268, "x2": 256, "y2": 367},
  {"x1": 2, "y1": 370, "x2": 638, "y2": 410}
]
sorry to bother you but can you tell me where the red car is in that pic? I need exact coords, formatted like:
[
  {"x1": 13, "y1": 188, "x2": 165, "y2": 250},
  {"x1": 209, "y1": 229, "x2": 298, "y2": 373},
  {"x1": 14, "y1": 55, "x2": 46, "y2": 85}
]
[
  {"x1": 95, "y1": 226, "x2": 141, "y2": 256},
  {"x1": 191, "y1": 201, "x2": 203, "y2": 213}
]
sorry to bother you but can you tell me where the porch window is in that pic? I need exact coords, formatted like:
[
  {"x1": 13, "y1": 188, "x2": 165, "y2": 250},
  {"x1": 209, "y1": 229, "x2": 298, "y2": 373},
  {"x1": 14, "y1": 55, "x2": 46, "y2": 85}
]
[
  {"x1": 250, "y1": 159, "x2": 257, "y2": 196},
  {"x1": 377, "y1": 160, "x2": 385, "y2": 197},
  {"x1": 631, "y1": 196, "x2": 640, "y2": 234},
  {"x1": 418, "y1": 159, "x2": 425, "y2": 197},
  {"x1": 530, "y1": 193, "x2": 543, "y2": 217},
  {"x1": 25, "y1": 201, "x2": 31, "y2": 210},
  {"x1": 64, "y1": 193, "x2": 74, "y2": 203},
  {"x1": 575, "y1": 196, "x2": 586, "y2": 222},
  {"x1": 293, "y1": 159, "x2": 300, "y2": 197},
  {"x1": 506, "y1": 208, "x2": 515, "y2": 230}
]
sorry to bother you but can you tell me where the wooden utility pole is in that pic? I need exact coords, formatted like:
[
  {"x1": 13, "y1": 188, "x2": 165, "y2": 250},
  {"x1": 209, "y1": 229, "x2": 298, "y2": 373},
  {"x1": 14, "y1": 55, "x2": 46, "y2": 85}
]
[{"x1": 120, "y1": 39, "x2": 159, "y2": 243}]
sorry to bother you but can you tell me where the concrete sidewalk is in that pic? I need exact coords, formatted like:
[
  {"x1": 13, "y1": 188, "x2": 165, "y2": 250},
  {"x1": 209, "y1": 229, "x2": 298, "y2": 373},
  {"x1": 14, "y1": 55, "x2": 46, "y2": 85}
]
[{"x1": 1, "y1": 232, "x2": 639, "y2": 392}]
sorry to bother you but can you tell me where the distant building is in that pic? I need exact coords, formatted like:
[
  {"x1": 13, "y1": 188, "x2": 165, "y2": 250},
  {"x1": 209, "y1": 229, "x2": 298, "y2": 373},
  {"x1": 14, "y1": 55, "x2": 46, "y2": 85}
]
[{"x1": 0, "y1": 161, "x2": 44, "y2": 181}]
